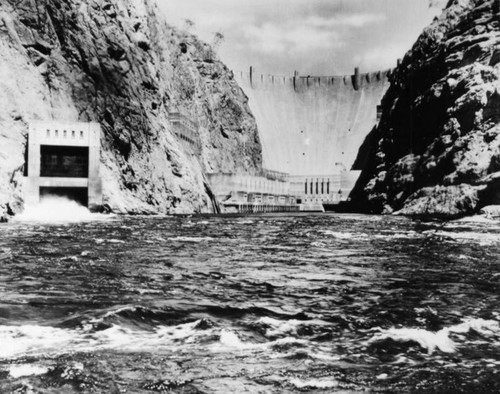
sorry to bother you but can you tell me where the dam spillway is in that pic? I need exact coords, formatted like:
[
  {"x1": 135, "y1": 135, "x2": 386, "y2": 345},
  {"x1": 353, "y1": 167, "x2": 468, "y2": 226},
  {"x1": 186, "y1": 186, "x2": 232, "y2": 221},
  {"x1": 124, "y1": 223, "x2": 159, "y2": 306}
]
[{"x1": 236, "y1": 68, "x2": 391, "y2": 176}]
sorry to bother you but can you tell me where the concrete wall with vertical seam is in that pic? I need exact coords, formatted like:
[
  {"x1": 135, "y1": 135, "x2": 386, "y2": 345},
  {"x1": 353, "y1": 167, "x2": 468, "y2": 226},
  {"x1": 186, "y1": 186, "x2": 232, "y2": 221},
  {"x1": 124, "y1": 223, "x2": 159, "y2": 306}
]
[{"x1": 236, "y1": 69, "x2": 390, "y2": 176}]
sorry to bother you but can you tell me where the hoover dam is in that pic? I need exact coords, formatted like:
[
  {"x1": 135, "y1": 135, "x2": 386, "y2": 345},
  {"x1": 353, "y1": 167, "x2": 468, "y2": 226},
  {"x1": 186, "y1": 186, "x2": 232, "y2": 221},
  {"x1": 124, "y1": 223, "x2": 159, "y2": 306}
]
[
  {"x1": 236, "y1": 68, "x2": 391, "y2": 176},
  {"x1": 207, "y1": 67, "x2": 392, "y2": 211}
]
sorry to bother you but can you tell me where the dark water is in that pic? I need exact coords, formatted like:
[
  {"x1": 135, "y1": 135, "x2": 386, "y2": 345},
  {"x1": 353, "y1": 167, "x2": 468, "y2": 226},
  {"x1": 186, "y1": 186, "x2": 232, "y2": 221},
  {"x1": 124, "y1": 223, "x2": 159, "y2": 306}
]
[{"x1": 1, "y1": 213, "x2": 500, "y2": 393}]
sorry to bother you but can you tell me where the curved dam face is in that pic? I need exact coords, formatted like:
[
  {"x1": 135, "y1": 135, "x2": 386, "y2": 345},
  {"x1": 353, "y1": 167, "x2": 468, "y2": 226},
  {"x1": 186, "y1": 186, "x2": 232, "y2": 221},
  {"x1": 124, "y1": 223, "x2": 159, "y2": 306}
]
[{"x1": 236, "y1": 69, "x2": 391, "y2": 176}]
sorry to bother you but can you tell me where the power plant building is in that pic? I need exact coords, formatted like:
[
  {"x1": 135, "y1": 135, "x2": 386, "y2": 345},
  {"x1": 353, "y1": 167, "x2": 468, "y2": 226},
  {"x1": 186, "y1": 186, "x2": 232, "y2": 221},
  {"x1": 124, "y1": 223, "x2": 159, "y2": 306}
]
[{"x1": 24, "y1": 122, "x2": 102, "y2": 210}]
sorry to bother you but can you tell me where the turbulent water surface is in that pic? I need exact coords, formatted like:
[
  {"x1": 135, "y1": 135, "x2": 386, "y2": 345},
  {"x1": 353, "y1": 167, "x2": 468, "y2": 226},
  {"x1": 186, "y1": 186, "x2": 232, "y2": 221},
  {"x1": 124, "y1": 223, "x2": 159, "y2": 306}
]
[{"x1": 1, "y1": 213, "x2": 500, "y2": 393}]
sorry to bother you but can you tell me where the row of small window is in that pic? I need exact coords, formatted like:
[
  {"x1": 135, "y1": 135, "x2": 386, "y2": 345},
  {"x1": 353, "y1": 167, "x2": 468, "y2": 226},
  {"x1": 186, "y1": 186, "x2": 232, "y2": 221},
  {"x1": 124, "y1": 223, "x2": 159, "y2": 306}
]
[
  {"x1": 46, "y1": 129, "x2": 85, "y2": 139},
  {"x1": 305, "y1": 181, "x2": 333, "y2": 195},
  {"x1": 303, "y1": 198, "x2": 326, "y2": 203},
  {"x1": 180, "y1": 121, "x2": 197, "y2": 131},
  {"x1": 303, "y1": 197, "x2": 342, "y2": 203},
  {"x1": 171, "y1": 119, "x2": 197, "y2": 132},
  {"x1": 176, "y1": 132, "x2": 196, "y2": 145},
  {"x1": 248, "y1": 198, "x2": 294, "y2": 204}
]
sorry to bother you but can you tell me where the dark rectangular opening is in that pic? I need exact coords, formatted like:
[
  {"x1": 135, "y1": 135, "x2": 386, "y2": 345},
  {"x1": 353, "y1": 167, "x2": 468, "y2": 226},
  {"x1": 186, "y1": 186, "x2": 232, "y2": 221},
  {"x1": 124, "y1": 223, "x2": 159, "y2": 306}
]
[
  {"x1": 40, "y1": 187, "x2": 88, "y2": 207},
  {"x1": 40, "y1": 145, "x2": 89, "y2": 178}
]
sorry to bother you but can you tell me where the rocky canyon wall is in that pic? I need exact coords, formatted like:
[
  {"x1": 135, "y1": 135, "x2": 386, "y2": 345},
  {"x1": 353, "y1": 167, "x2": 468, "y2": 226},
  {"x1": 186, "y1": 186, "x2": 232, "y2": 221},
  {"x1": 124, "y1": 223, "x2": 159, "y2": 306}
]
[
  {"x1": 0, "y1": 0, "x2": 262, "y2": 218},
  {"x1": 236, "y1": 70, "x2": 389, "y2": 176},
  {"x1": 351, "y1": 0, "x2": 500, "y2": 217}
]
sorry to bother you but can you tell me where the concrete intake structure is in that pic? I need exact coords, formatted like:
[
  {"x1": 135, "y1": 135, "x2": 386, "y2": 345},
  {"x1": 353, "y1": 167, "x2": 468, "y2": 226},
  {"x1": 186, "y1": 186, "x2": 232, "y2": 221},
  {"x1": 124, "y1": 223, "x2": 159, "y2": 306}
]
[
  {"x1": 24, "y1": 122, "x2": 102, "y2": 210},
  {"x1": 236, "y1": 68, "x2": 391, "y2": 177}
]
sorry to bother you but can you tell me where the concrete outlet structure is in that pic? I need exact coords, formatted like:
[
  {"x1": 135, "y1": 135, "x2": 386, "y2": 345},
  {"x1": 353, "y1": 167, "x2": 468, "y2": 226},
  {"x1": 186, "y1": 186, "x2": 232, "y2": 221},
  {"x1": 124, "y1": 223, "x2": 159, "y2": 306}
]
[{"x1": 24, "y1": 121, "x2": 102, "y2": 210}]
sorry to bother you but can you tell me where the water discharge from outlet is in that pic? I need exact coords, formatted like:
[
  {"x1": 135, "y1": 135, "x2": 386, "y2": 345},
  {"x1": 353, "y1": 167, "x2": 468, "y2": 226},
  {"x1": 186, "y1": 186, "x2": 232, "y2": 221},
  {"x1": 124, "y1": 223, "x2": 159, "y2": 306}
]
[{"x1": 14, "y1": 196, "x2": 111, "y2": 223}]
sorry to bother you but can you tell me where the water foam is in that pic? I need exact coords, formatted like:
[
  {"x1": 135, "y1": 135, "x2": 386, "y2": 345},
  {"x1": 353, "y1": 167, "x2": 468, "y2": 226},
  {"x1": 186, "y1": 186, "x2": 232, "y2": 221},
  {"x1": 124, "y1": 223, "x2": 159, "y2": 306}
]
[
  {"x1": 320, "y1": 230, "x2": 355, "y2": 239},
  {"x1": 236, "y1": 220, "x2": 254, "y2": 224},
  {"x1": 369, "y1": 318, "x2": 500, "y2": 354},
  {"x1": 370, "y1": 327, "x2": 456, "y2": 353},
  {"x1": 289, "y1": 378, "x2": 338, "y2": 389},
  {"x1": 0, "y1": 325, "x2": 78, "y2": 359},
  {"x1": 0, "y1": 320, "x2": 205, "y2": 359},
  {"x1": 8, "y1": 364, "x2": 49, "y2": 378},
  {"x1": 257, "y1": 317, "x2": 328, "y2": 338},
  {"x1": 211, "y1": 330, "x2": 307, "y2": 354},
  {"x1": 429, "y1": 230, "x2": 500, "y2": 246},
  {"x1": 1, "y1": 320, "x2": 304, "y2": 360},
  {"x1": 168, "y1": 236, "x2": 215, "y2": 243},
  {"x1": 218, "y1": 330, "x2": 250, "y2": 349},
  {"x1": 14, "y1": 197, "x2": 111, "y2": 223}
]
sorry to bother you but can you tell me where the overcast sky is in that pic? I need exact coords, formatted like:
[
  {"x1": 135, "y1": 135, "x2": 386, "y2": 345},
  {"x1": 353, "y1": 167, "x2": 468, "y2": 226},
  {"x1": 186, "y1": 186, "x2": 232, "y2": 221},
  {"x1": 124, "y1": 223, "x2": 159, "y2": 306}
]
[{"x1": 158, "y1": 0, "x2": 447, "y2": 76}]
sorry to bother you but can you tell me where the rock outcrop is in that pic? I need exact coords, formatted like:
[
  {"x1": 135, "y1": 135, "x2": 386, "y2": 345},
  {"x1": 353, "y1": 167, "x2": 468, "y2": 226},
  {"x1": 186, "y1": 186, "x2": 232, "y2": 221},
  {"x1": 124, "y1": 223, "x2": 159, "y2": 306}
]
[
  {"x1": 351, "y1": 0, "x2": 500, "y2": 217},
  {"x1": 0, "y1": 0, "x2": 262, "y2": 217}
]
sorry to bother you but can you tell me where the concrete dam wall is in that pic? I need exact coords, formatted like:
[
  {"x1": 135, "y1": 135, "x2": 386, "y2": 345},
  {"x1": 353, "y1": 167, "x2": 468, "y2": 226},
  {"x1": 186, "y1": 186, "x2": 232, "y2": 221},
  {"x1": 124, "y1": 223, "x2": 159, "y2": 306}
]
[{"x1": 236, "y1": 68, "x2": 391, "y2": 176}]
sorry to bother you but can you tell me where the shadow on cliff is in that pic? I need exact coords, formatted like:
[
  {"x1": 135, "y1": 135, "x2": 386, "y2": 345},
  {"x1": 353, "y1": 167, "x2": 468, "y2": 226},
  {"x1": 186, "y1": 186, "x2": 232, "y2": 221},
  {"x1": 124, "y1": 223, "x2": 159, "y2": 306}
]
[{"x1": 348, "y1": 125, "x2": 381, "y2": 214}]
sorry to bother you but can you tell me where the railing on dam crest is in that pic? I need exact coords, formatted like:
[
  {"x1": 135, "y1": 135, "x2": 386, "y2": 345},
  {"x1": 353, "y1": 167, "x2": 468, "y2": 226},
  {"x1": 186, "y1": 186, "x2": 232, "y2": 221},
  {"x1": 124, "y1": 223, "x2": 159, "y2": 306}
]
[{"x1": 235, "y1": 66, "x2": 394, "y2": 91}]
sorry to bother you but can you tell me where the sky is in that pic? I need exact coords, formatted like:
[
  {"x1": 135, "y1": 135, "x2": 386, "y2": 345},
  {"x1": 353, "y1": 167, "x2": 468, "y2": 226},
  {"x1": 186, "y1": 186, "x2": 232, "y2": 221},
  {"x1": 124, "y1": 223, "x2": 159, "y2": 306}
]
[{"x1": 157, "y1": 0, "x2": 447, "y2": 76}]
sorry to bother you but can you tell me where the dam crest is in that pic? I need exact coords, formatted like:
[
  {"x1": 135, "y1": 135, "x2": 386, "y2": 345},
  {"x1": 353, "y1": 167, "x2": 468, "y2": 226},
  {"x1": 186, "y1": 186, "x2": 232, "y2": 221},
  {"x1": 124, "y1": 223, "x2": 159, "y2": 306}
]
[{"x1": 236, "y1": 67, "x2": 392, "y2": 91}]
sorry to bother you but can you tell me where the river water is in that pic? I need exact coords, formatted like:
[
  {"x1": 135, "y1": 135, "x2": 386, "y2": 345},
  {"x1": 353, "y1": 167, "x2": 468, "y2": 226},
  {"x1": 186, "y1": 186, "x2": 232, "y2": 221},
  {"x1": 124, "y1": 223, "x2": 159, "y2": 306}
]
[{"x1": 1, "y1": 212, "x2": 500, "y2": 393}]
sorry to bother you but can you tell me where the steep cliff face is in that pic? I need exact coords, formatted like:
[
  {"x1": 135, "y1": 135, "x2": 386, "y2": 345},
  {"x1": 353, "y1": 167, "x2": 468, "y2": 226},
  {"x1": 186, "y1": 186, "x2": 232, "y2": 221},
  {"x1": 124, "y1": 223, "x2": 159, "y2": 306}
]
[
  {"x1": 351, "y1": 0, "x2": 500, "y2": 217},
  {"x1": 0, "y1": 0, "x2": 262, "y2": 218}
]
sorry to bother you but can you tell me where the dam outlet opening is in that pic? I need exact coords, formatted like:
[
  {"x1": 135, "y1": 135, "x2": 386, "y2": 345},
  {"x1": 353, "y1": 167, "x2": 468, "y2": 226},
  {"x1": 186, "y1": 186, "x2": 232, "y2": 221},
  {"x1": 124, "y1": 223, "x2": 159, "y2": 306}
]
[
  {"x1": 39, "y1": 187, "x2": 89, "y2": 207},
  {"x1": 24, "y1": 122, "x2": 102, "y2": 211}
]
